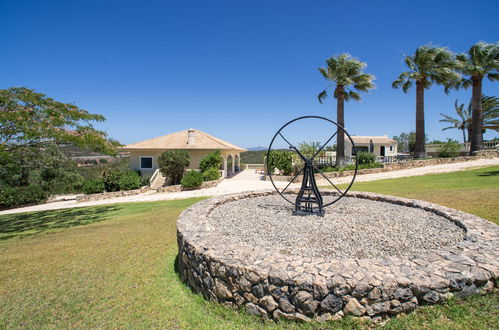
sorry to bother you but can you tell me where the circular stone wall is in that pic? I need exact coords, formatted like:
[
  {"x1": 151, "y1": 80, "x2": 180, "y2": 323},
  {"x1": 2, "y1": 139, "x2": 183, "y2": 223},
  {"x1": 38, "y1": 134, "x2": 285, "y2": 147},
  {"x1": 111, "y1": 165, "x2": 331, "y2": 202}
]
[{"x1": 177, "y1": 190, "x2": 498, "y2": 322}]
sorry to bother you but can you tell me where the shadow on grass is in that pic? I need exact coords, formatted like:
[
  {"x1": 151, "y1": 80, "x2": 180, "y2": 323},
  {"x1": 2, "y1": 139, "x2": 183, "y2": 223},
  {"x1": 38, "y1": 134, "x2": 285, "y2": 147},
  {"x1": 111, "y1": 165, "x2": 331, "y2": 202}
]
[
  {"x1": 477, "y1": 170, "x2": 499, "y2": 177},
  {"x1": 0, "y1": 205, "x2": 123, "y2": 240}
]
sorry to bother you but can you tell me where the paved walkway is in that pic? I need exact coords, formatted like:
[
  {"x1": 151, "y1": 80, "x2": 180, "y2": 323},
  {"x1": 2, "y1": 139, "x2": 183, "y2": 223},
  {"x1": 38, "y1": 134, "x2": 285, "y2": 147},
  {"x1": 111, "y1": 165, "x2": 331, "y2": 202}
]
[{"x1": 1, "y1": 158, "x2": 498, "y2": 215}]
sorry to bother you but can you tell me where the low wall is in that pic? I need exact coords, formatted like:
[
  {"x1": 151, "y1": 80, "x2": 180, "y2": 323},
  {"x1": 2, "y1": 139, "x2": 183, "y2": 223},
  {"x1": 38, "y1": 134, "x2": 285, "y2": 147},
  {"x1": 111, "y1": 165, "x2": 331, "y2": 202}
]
[
  {"x1": 266, "y1": 152, "x2": 498, "y2": 182},
  {"x1": 156, "y1": 177, "x2": 224, "y2": 193},
  {"x1": 76, "y1": 186, "x2": 151, "y2": 203}
]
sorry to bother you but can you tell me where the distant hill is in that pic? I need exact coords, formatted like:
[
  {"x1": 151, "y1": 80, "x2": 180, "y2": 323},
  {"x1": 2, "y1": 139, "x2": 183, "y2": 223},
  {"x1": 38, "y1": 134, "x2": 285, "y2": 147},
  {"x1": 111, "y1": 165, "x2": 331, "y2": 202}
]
[
  {"x1": 247, "y1": 146, "x2": 267, "y2": 151},
  {"x1": 240, "y1": 150, "x2": 266, "y2": 165}
]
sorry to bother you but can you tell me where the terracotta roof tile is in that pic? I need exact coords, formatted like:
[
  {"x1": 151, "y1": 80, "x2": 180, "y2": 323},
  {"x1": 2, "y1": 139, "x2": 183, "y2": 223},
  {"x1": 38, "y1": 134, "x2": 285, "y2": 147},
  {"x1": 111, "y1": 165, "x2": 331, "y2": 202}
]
[
  {"x1": 350, "y1": 136, "x2": 397, "y2": 144},
  {"x1": 123, "y1": 129, "x2": 247, "y2": 151}
]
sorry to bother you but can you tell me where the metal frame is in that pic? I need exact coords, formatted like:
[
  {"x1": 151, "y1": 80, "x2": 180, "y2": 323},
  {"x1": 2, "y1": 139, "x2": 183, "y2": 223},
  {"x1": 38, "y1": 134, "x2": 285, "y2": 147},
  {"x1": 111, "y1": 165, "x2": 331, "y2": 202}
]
[{"x1": 266, "y1": 115, "x2": 358, "y2": 216}]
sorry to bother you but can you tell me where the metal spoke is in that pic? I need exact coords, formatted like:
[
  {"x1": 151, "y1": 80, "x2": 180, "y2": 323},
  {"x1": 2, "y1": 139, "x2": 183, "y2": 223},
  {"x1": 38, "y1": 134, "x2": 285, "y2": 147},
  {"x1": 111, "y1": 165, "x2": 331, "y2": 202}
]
[
  {"x1": 278, "y1": 132, "x2": 307, "y2": 161},
  {"x1": 280, "y1": 167, "x2": 304, "y2": 195},
  {"x1": 312, "y1": 129, "x2": 339, "y2": 160},
  {"x1": 313, "y1": 165, "x2": 343, "y2": 195}
]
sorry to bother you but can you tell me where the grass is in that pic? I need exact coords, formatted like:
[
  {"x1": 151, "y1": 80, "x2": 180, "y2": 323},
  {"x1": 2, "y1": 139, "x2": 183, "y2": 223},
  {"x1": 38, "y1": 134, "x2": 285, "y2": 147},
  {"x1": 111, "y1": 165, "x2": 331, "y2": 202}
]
[{"x1": 0, "y1": 166, "x2": 498, "y2": 328}]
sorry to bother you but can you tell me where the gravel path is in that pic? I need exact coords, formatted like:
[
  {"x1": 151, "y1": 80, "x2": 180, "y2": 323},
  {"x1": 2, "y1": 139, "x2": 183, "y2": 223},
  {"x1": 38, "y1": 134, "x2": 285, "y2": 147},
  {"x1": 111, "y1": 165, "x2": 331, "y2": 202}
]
[
  {"x1": 1, "y1": 157, "x2": 497, "y2": 215},
  {"x1": 208, "y1": 195, "x2": 465, "y2": 259}
]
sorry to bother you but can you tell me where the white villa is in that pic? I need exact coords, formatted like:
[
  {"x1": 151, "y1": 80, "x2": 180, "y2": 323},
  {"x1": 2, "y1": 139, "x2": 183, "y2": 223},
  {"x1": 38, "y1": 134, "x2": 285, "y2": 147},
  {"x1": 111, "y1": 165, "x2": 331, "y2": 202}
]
[
  {"x1": 123, "y1": 129, "x2": 246, "y2": 178},
  {"x1": 345, "y1": 136, "x2": 398, "y2": 157}
]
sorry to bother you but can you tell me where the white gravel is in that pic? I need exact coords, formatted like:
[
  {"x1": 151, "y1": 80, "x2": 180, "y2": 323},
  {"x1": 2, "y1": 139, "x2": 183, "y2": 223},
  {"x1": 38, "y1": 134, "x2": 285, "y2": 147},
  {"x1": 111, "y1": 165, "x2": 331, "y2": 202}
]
[{"x1": 208, "y1": 195, "x2": 465, "y2": 259}]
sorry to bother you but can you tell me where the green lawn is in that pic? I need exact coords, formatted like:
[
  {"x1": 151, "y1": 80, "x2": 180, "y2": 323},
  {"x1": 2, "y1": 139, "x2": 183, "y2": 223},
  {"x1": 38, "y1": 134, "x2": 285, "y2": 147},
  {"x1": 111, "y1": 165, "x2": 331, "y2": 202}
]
[{"x1": 0, "y1": 166, "x2": 498, "y2": 328}]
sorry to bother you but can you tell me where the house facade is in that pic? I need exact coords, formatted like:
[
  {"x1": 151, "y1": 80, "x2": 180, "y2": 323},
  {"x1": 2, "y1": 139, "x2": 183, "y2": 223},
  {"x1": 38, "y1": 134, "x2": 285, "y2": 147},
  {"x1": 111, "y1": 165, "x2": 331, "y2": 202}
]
[
  {"x1": 345, "y1": 136, "x2": 398, "y2": 157},
  {"x1": 123, "y1": 129, "x2": 246, "y2": 178}
]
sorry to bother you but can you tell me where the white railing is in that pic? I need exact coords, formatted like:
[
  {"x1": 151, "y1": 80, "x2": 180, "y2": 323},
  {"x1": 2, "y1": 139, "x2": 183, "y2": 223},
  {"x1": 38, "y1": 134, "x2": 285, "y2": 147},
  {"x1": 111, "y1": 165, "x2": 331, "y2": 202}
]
[
  {"x1": 245, "y1": 164, "x2": 264, "y2": 170},
  {"x1": 149, "y1": 168, "x2": 160, "y2": 186}
]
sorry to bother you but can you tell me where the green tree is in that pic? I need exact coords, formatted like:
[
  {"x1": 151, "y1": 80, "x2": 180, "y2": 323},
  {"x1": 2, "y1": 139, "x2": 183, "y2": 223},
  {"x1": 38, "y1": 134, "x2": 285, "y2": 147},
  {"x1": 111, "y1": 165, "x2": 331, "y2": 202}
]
[
  {"x1": 318, "y1": 54, "x2": 375, "y2": 166},
  {"x1": 199, "y1": 150, "x2": 223, "y2": 172},
  {"x1": 392, "y1": 45, "x2": 460, "y2": 158},
  {"x1": 392, "y1": 132, "x2": 419, "y2": 153},
  {"x1": 0, "y1": 87, "x2": 118, "y2": 154},
  {"x1": 454, "y1": 42, "x2": 499, "y2": 154},
  {"x1": 157, "y1": 150, "x2": 190, "y2": 185},
  {"x1": 267, "y1": 150, "x2": 293, "y2": 175},
  {"x1": 440, "y1": 100, "x2": 471, "y2": 143},
  {"x1": 298, "y1": 141, "x2": 321, "y2": 159}
]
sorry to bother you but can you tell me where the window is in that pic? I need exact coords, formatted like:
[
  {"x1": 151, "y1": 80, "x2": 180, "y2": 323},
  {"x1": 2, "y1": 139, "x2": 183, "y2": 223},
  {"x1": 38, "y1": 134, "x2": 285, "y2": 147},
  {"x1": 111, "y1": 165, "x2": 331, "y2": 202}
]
[
  {"x1": 352, "y1": 146, "x2": 369, "y2": 156},
  {"x1": 389, "y1": 145, "x2": 393, "y2": 152},
  {"x1": 140, "y1": 156, "x2": 153, "y2": 169}
]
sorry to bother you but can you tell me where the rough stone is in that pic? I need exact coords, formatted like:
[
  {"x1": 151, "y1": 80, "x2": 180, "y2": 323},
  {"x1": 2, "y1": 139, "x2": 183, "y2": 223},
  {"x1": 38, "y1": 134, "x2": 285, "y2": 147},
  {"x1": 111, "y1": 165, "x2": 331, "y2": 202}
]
[
  {"x1": 251, "y1": 284, "x2": 265, "y2": 298},
  {"x1": 369, "y1": 287, "x2": 382, "y2": 300},
  {"x1": 393, "y1": 287, "x2": 413, "y2": 301},
  {"x1": 313, "y1": 276, "x2": 328, "y2": 299},
  {"x1": 294, "y1": 291, "x2": 318, "y2": 315},
  {"x1": 279, "y1": 297, "x2": 296, "y2": 313},
  {"x1": 259, "y1": 295, "x2": 278, "y2": 312},
  {"x1": 320, "y1": 294, "x2": 343, "y2": 314},
  {"x1": 422, "y1": 291, "x2": 440, "y2": 303},
  {"x1": 343, "y1": 298, "x2": 366, "y2": 316},
  {"x1": 214, "y1": 279, "x2": 232, "y2": 300},
  {"x1": 245, "y1": 303, "x2": 268, "y2": 318}
]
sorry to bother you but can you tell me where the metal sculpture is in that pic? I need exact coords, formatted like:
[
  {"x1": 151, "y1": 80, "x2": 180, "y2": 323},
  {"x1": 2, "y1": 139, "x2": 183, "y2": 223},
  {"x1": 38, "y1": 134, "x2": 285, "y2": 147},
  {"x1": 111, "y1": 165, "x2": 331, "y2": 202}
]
[{"x1": 266, "y1": 116, "x2": 358, "y2": 216}]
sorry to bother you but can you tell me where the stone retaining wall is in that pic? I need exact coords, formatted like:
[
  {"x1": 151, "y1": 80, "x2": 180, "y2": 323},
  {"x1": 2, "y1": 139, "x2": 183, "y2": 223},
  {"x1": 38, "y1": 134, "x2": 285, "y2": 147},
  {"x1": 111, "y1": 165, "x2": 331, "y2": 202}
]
[
  {"x1": 177, "y1": 191, "x2": 498, "y2": 323},
  {"x1": 77, "y1": 178, "x2": 223, "y2": 202},
  {"x1": 156, "y1": 178, "x2": 223, "y2": 193},
  {"x1": 266, "y1": 153, "x2": 498, "y2": 182},
  {"x1": 76, "y1": 186, "x2": 151, "y2": 203}
]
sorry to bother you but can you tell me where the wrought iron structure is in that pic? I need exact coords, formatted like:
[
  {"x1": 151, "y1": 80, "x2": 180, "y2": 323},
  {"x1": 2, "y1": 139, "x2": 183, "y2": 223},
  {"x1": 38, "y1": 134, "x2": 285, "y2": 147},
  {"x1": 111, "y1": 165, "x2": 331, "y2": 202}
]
[{"x1": 266, "y1": 116, "x2": 358, "y2": 216}]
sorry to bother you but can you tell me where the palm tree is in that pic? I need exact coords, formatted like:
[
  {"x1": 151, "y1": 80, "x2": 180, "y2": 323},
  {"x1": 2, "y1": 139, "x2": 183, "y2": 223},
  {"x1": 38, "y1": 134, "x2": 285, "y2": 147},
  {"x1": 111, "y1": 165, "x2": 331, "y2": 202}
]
[
  {"x1": 455, "y1": 42, "x2": 499, "y2": 154},
  {"x1": 439, "y1": 94, "x2": 498, "y2": 144},
  {"x1": 439, "y1": 100, "x2": 470, "y2": 143},
  {"x1": 318, "y1": 54, "x2": 375, "y2": 166},
  {"x1": 392, "y1": 45, "x2": 460, "y2": 158}
]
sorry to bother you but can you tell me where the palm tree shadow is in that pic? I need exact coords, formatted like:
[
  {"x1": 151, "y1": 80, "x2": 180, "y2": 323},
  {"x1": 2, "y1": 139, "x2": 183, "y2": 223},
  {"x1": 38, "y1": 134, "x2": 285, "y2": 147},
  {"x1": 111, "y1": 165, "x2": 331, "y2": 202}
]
[
  {"x1": 477, "y1": 171, "x2": 499, "y2": 177},
  {"x1": 0, "y1": 205, "x2": 123, "y2": 240}
]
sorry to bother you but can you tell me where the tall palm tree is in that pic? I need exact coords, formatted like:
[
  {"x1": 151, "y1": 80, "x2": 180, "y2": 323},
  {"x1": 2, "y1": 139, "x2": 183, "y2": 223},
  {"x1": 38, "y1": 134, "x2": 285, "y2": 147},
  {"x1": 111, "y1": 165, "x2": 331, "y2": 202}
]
[
  {"x1": 455, "y1": 42, "x2": 499, "y2": 154},
  {"x1": 439, "y1": 94, "x2": 499, "y2": 143},
  {"x1": 439, "y1": 100, "x2": 470, "y2": 143},
  {"x1": 392, "y1": 45, "x2": 460, "y2": 158},
  {"x1": 318, "y1": 54, "x2": 375, "y2": 166}
]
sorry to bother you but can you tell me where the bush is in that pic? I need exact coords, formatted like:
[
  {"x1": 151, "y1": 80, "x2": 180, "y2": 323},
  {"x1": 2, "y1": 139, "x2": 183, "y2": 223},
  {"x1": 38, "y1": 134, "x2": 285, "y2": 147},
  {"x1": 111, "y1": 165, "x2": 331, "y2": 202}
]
[
  {"x1": 158, "y1": 150, "x2": 190, "y2": 185},
  {"x1": 181, "y1": 170, "x2": 203, "y2": 189},
  {"x1": 199, "y1": 150, "x2": 223, "y2": 172},
  {"x1": 202, "y1": 167, "x2": 220, "y2": 181},
  {"x1": 118, "y1": 171, "x2": 142, "y2": 191},
  {"x1": 0, "y1": 186, "x2": 48, "y2": 209},
  {"x1": 267, "y1": 150, "x2": 293, "y2": 175},
  {"x1": 356, "y1": 152, "x2": 376, "y2": 165},
  {"x1": 82, "y1": 179, "x2": 105, "y2": 194},
  {"x1": 437, "y1": 139, "x2": 461, "y2": 158},
  {"x1": 100, "y1": 167, "x2": 124, "y2": 192}
]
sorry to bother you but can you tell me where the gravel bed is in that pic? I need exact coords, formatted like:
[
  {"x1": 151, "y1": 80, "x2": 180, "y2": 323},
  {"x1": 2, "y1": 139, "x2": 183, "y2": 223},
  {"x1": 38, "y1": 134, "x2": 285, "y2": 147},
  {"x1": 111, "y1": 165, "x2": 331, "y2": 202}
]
[{"x1": 208, "y1": 195, "x2": 465, "y2": 259}]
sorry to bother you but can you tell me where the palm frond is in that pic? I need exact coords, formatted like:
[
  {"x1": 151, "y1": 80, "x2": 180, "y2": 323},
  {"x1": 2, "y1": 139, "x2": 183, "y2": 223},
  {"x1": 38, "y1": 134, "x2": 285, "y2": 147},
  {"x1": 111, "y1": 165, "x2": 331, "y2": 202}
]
[{"x1": 318, "y1": 90, "x2": 328, "y2": 104}]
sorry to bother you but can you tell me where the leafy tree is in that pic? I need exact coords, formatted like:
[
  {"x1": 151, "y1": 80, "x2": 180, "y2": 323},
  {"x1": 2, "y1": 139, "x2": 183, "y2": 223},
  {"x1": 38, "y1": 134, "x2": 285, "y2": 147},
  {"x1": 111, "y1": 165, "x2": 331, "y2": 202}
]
[
  {"x1": 181, "y1": 170, "x2": 203, "y2": 189},
  {"x1": 392, "y1": 45, "x2": 460, "y2": 158},
  {"x1": 454, "y1": 42, "x2": 499, "y2": 154},
  {"x1": 0, "y1": 87, "x2": 118, "y2": 154},
  {"x1": 318, "y1": 54, "x2": 375, "y2": 166},
  {"x1": 393, "y1": 132, "x2": 421, "y2": 153},
  {"x1": 437, "y1": 139, "x2": 461, "y2": 158},
  {"x1": 298, "y1": 141, "x2": 321, "y2": 159},
  {"x1": 199, "y1": 150, "x2": 223, "y2": 172},
  {"x1": 267, "y1": 150, "x2": 293, "y2": 175},
  {"x1": 158, "y1": 150, "x2": 190, "y2": 185},
  {"x1": 440, "y1": 94, "x2": 499, "y2": 143}
]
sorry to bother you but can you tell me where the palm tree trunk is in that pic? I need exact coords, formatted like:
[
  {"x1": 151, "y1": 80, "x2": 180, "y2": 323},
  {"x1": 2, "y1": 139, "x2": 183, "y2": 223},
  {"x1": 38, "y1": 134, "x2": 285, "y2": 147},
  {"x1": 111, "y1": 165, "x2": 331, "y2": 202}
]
[
  {"x1": 469, "y1": 77, "x2": 483, "y2": 154},
  {"x1": 336, "y1": 88, "x2": 345, "y2": 167},
  {"x1": 414, "y1": 81, "x2": 426, "y2": 158},
  {"x1": 462, "y1": 129, "x2": 466, "y2": 144},
  {"x1": 467, "y1": 127, "x2": 472, "y2": 143}
]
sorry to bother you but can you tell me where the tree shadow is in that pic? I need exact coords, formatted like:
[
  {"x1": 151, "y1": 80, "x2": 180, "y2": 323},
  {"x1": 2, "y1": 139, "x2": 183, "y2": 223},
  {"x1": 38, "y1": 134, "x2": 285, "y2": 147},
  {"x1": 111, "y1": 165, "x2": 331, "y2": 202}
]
[
  {"x1": 477, "y1": 171, "x2": 499, "y2": 177},
  {"x1": 0, "y1": 205, "x2": 123, "y2": 241}
]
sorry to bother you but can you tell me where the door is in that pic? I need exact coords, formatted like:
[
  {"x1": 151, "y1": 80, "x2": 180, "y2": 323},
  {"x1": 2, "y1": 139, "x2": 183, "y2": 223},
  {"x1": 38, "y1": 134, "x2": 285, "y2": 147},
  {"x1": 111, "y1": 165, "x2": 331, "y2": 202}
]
[{"x1": 380, "y1": 146, "x2": 385, "y2": 157}]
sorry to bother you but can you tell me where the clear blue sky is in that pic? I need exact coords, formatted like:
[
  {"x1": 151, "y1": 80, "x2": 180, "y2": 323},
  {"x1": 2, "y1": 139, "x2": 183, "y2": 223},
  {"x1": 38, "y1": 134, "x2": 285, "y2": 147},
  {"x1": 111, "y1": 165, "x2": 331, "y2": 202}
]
[{"x1": 1, "y1": 0, "x2": 498, "y2": 148}]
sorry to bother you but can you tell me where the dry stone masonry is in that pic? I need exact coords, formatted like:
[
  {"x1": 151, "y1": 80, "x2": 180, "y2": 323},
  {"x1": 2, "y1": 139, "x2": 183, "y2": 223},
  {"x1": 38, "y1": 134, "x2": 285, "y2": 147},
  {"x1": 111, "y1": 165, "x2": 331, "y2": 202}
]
[{"x1": 177, "y1": 190, "x2": 498, "y2": 322}]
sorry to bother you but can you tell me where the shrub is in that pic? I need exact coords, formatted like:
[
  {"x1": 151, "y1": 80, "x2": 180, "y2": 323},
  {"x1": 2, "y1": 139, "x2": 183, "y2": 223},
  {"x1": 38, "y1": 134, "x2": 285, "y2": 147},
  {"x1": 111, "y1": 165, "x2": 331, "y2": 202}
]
[
  {"x1": 437, "y1": 139, "x2": 461, "y2": 158},
  {"x1": 0, "y1": 186, "x2": 48, "y2": 209},
  {"x1": 267, "y1": 150, "x2": 293, "y2": 175},
  {"x1": 199, "y1": 150, "x2": 223, "y2": 172},
  {"x1": 101, "y1": 167, "x2": 123, "y2": 192},
  {"x1": 118, "y1": 171, "x2": 142, "y2": 191},
  {"x1": 99, "y1": 158, "x2": 108, "y2": 164},
  {"x1": 82, "y1": 179, "x2": 105, "y2": 194},
  {"x1": 181, "y1": 170, "x2": 203, "y2": 189},
  {"x1": 202, "y1": 167, "x2": 220, "y2": 181},
  {"x1": 158, "y1": 150, "x2": 190, "y2": 185},
  {"x1": 356, "y1": 152, "x2": 376, "y2": 165}
]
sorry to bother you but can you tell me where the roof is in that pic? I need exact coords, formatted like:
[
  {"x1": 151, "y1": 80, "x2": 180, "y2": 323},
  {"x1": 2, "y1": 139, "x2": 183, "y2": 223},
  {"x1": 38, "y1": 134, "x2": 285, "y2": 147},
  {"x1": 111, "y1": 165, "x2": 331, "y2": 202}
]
[
  {"x1": 123, "y1": 129, "x2": 247, "y2": 151},
  {"x1": 350, "y1": 136, "x2": 397, "y2": 144}
]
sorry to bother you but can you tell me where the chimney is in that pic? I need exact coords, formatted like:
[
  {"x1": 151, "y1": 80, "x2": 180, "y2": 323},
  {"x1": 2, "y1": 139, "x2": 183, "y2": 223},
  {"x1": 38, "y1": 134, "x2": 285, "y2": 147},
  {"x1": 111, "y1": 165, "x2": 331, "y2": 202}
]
[{"x1": 187, "y1": 129, "x2": 195, "y2": 145}]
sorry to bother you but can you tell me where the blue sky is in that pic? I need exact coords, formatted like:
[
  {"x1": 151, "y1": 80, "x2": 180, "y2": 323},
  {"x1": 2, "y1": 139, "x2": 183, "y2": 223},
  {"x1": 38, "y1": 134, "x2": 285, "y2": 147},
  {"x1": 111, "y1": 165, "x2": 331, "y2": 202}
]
[{"x1": 1, "y1": 0, "x2": 498, "y2": 148}]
